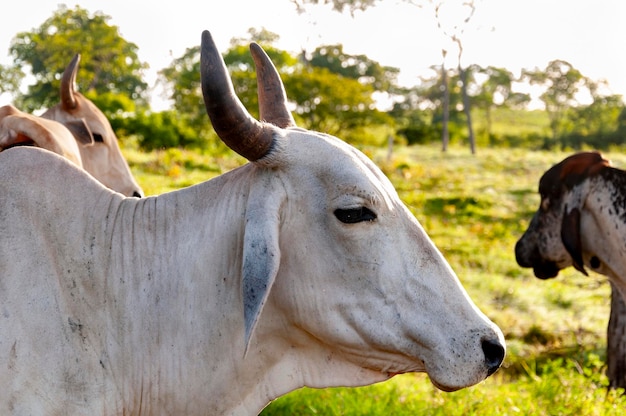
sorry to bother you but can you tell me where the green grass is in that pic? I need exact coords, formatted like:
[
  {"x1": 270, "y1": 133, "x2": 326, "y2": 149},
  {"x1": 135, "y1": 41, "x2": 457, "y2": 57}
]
[
  {"x1": 262, "y1": 355, "x2": 626, "y2": 415},
  {"x1": 486, "y1": 108, "x2": 550, "y2": 137},
  {"x1": 122, "y1": 142, "x2": 626, "y2": 415}
]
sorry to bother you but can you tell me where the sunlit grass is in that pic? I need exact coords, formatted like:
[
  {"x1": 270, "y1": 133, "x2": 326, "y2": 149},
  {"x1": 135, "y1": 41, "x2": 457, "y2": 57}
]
[{"x1": 262, "y1": 354, "x2": 626, "y2": 415}]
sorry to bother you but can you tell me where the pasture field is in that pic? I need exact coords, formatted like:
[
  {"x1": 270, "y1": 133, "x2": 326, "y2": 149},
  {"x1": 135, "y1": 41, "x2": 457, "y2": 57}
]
[{"x1": 124, "y1": 142, "x2": 626, "y2": 415}]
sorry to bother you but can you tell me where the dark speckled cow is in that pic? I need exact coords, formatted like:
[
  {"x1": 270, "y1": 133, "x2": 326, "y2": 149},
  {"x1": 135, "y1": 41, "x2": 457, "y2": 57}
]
[{"x1": 515, "y1": 151, "x2": 626, "y2": 298}]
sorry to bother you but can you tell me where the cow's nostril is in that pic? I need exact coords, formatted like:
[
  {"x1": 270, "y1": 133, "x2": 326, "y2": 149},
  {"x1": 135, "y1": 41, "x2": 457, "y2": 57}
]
[
  {"x1": 132, "y1": 191, "x2": 142, "y2": 198},
  {"x1": 481, "y1": 338, "x2": 505, "y2": 376}
]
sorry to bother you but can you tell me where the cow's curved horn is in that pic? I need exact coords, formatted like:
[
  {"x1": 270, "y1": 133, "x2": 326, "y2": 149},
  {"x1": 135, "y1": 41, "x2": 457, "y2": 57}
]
[
  {"x1": 249, "y1": 43, "x2": 295, "y2": 128},
  {"x1": 61, "y1": 54, "x2": 80, "y2": 110},
  {"x1": 201, "y1": 30, "x2": 274, "y2": 161}
]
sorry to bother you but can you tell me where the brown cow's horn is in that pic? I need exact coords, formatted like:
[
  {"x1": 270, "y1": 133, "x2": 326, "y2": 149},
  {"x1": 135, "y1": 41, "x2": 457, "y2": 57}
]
[
  {"x1": 200, "y1": 30, "x2": 274, "y2": 161},
  {"x1": 249, "y1": 42, "x2": 295, "y2": 128},
  {"x1": 61, "y1": 54, "x2": 80, "y2": 110}
]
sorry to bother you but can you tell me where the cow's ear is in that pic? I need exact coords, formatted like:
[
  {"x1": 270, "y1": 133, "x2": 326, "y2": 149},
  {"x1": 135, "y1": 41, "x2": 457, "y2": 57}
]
[
  {"x1": 64, "y1": 119, "x2": 94, "y2": 145},
  {"x1": 0, "y1": 118, "x2": 32, "y2": 148},
  {"x1": 0, "y1": 115, "x2": 59, "y2": 153},
  {"x1": 561, "y1": 206, "x2": 588, "y2": 276},
  {"x1": 242, "y1": 176, "x2": 284, "y2": 355}
]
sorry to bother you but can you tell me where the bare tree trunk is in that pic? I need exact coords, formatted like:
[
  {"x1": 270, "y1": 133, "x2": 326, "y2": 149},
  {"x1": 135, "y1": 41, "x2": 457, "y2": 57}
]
[
  {"x1": 459, "y1": 65, "x2": 476, "y2": 154},
  {"x1": 441, "y1": 60, "x2": 449, "y2": 152},
  {"x1": 607, "y1": 282, "x2": 626, "y2": 389},
  {"x1": 387, "y1": 134, "x2": 393, "y2": 163},
  {"x1": 486, "y1": 105, "x2": 493, "y2": 142}
]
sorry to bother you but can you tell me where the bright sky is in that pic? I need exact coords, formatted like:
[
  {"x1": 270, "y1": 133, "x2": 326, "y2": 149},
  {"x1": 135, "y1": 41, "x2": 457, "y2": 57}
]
[{"x1": 2, "y1": 0, "x2": 625, "y2": 110}]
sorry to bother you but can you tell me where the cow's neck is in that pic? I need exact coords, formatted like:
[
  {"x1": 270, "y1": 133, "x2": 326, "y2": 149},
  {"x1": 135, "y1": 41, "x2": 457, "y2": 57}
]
[
  {"x1": 227, "y1": 335, "x2": 392, "y2": 415},
  {"x1": 87, "y1": 166, "x2": 311, "y2": 414},
  {"x1": 583, "y1": 170, "x2": 626, "y2": 295}
]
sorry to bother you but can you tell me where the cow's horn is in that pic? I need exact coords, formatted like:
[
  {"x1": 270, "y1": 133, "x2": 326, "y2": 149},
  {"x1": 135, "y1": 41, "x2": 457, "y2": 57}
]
[
  {"x1": 61, "y1": 54, "x2": 80, "y2": 110},
  {"x1": 249, "y1": 42, "x2": 295, "y2": 128},
  {"x1": 201, "y1": 30, "x2": 274, "y2": 161}
]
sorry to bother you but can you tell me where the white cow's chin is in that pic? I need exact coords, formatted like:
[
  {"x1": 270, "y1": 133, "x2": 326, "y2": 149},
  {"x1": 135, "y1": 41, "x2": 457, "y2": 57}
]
[
  {"x1": 429, "y1": 378, "x2": 464, "y2": 393},
  {"x1": 425, "y1": 367, "x2": 488, "y2": 392}
]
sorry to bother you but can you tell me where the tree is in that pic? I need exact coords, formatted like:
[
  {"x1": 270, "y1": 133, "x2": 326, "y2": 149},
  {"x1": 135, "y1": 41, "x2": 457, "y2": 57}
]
[
  {"x1": 618, "y1": 107, "x2": 626, "y2": 138},
  {"x1": 434, "y1": 0, "x2": 479, "y2": 154},
  {"x1": 308, "y1": 44, "x2": 400, "y2": 92},
  {"x1": 112, "y1": 110, "x2": 200, "y2": 151},
  {"x1": 299, "y1": 44, "x2": 396, "y2": 138},
  {"x1": 158, "y1": 45, "x2": 207, "y2": 135},
  {"x1": 158, "y1": 28, "x2": 301, "y2": 147},
  {"x1": 291, "y1": 0, "x2": 380, "y2": 14},
  {"x1": 522, "y1": 60, "x2": 585, "y2": 142},
  {"x1": 440, "y1": 52, "x2": 451, "y2": 151},
  {"x1": 0, "y1": 64, "x2": 23, "y2": 96},
  {"x1": 393, "y1": 66, "x2": 466, "y2": 147},
  {"x1": 160, "y1": 28, "x2": 395, "y2": 147},
  {"x1": 472, "y1": 65, "x2": 530, "y2": 138},
  {"x1": 287, "y1": 65, "x2": 390, "y2": 137},
  {"x1": 568, "y1": 80, "x2": 623, "y2": 139},
  {"x1": 7, "y1": 5, "x2": 148, "y2": 112}
]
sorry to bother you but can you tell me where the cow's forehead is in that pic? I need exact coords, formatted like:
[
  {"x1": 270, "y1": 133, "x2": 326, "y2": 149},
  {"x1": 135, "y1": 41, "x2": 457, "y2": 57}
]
[
  {"x1": 272, "y1": 129, "x2": 396, "y2": 209},
  {"x1": 539, "y1": 152, "x2": 610, "y2": 197},
  {"x1": 293, "y1": 130, "x2": 392, "y2": 181},
  {"x1": 78, "y1": 97, "x2": 113, "y2": 132},
  {"x1": 538, "y1": 163, "x2": 563, "y2": 197}
]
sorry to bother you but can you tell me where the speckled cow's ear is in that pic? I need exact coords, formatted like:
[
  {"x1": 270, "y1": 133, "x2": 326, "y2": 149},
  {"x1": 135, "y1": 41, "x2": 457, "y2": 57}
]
[{"x1": 561, "y1": 206, "x2": 587, "y2": 276}]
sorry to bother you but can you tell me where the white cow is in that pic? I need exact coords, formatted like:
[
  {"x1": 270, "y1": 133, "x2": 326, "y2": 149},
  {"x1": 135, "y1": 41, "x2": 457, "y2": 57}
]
[
  {"x1": 41, "y1": 53, "x2": 143, "y2": 197},
  {"x1": 0, "y1": 104, "x2": 83, "y2": 167},
  {"x1": 0, "y1": 31, "x2": 505, "y2": 415}
]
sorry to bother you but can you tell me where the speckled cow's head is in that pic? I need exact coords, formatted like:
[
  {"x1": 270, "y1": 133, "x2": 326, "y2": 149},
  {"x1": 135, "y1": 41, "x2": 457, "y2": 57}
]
[{"x1": 515, "y1": 152, "x2": 611, "y2": 279}]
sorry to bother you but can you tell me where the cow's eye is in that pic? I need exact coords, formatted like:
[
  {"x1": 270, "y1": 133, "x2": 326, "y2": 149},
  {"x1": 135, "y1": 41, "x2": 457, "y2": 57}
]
[
  {"x1": 334, "y1": 207, "x2": 377, "y2": 224},
  {"x1": 93, "y1": 133, "x2": 104, "y2": 143}
]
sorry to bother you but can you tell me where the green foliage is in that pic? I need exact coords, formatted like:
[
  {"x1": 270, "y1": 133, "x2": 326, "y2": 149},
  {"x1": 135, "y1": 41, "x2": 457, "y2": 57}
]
[
  {"x1": 469, "y1": 65, "x2": 530, "y2": 138},
  {"x1": 287, "y1": 66, "x2": 391, "y2": 136},
  {"x1": 391, "y1": 60, "x2": 623, "y2": 152},
  {"x1": 292, "y1": 0, "x2": 381, "y2": 14},
  {"x1": 522, "y1": 60, "x2": 587, "y2": 140},
  {"x1": 7, "y1": 5, "x2": 148, "y2": 112},
  {"x1": 158, "y1": 45, "x2": 206, "y2": 133},
  {"x1": 0, "y1": 63, "x2": 23, "y2": 95},
  {"x1": 225, "y1": 43, "x2": 299, "y2": 120},
  {"x1": 111, "y1": 110, "x2": 208, "y2": 151},
  {"x1": 84, "y1": 90, "x2": 136, "y2": 115},
  {"x1": 158, "y1": 29, "x2": 398, "y2": 149},
  {"x1": 3, "y1": 9, "x2": 622, "y2": 153},
  {"x1": 308, "y1": 44, "x2": 400, "y2": 92},
  {"x1": 397, "y1": 122, "x2": 439, "y2": 145},
  {"x1": 396, "y1": 101, "x2": 625, "y2": 151}
]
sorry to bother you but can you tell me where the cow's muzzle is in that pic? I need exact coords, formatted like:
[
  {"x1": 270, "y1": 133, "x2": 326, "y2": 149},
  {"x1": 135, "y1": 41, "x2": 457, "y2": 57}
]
[{"x1": 515, "y1": 240, "x2": 560, "y2": 279}]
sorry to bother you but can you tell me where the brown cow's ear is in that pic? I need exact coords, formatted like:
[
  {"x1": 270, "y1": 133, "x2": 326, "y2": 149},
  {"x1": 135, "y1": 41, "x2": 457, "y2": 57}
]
[
  {"x1": 64, "y1": 119, "x2": 94, "y2": 145},
  {"x1": 561, "y1": 206, "x2": 588, "y2": 276}
]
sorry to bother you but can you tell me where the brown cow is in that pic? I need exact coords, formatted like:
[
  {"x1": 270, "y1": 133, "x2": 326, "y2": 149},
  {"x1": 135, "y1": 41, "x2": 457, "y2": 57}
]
[
  {"x1": 41, "y1": 54, "x2": 143, "y2": 197},
  {"x1": 0, "y1": 104, "x2": 84, "y2": 167}
]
